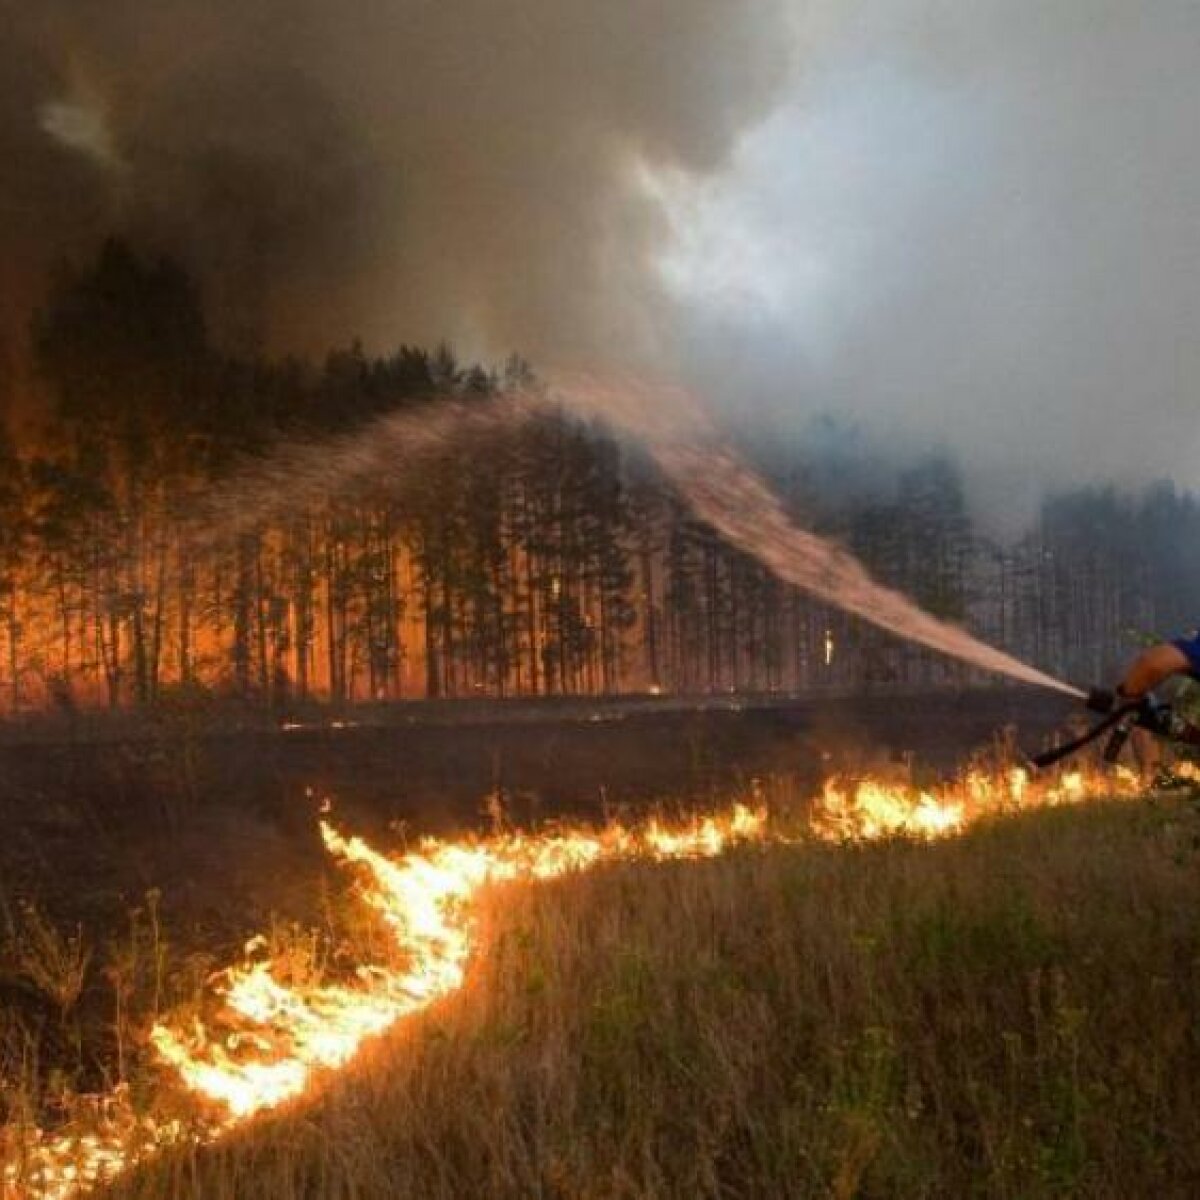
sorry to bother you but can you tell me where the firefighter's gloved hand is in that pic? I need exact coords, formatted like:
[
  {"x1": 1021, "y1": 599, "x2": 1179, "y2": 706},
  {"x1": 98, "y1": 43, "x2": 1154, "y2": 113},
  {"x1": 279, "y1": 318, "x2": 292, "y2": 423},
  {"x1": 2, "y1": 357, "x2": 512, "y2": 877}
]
[
  {"x1": 1086, "y1": 687, "x2": 1118, "y2": 714},
  {"x1": 1136, "y1": 696, "x2": 1182, "y2": 739}
]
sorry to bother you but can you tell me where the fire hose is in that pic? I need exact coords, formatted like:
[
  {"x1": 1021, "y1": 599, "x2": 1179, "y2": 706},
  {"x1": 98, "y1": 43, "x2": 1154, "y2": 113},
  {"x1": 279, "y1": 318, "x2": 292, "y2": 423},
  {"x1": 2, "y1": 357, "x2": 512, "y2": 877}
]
[{"x1": 1030, "y1": 688, "x2": 1200, "y2": 770}]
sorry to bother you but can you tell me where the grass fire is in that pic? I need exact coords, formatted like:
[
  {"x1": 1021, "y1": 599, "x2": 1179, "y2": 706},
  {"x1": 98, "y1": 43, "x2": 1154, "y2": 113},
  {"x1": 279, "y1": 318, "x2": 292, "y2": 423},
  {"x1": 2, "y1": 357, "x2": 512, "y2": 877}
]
[{"x1": 4, "y1": 760, "x2": 1182, "y2": 1199}]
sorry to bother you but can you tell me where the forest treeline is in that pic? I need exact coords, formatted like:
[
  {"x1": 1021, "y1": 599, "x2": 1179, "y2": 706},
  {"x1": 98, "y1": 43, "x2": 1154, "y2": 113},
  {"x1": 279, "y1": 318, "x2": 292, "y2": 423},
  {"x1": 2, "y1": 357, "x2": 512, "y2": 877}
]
[{"x1": 0, "y1": 240, "x2": 1196, "y2": 711}]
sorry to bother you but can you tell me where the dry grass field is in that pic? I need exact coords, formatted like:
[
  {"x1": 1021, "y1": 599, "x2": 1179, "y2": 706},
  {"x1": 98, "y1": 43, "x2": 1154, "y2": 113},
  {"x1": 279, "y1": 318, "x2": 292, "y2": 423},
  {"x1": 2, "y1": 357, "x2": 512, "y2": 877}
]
[{"x1": 103, "y1": 793, "x2": 1200, "y2": 1199}]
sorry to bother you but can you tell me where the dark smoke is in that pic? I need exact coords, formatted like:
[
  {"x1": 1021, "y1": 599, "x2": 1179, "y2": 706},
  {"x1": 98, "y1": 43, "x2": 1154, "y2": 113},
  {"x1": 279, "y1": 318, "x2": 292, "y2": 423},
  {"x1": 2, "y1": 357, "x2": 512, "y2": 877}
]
[
  {"x1": 2, "y1": 0, "x2": 792, "y2": 366},
  {"x1": 7, "y1": 2, "x2": 1197, "y2": 511}
]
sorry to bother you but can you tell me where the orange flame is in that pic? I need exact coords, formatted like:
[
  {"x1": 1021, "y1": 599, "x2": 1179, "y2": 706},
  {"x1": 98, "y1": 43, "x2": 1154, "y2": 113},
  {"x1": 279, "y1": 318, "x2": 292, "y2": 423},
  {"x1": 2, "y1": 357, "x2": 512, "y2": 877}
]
[
  {"x1": 810, "y1": 763, "x2": 1144, "y2": 843},
  {"x1": 1, "y1": 765, "x2": 1149, "y2": 1198},
  {"x1": 150, "y1": 809, "x2": 766, "y2": 1121}
]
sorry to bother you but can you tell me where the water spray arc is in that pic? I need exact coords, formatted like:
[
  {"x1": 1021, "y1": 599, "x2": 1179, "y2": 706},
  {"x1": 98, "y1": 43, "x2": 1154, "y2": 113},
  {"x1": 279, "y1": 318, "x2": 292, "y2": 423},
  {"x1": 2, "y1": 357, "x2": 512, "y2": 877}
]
[
  {"x1": 199, "y1": 373, "x2": 1081, "y2": 700},
  {"x1": 544, "y1": 374, "x2": 1083, "y2": 699}
]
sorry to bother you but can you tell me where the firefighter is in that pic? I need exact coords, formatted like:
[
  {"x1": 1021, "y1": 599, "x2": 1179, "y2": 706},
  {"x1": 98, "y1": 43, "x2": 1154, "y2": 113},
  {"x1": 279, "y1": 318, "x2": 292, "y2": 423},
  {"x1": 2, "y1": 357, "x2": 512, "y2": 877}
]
[
  {"x1": 1085, "y1": 634, "x2": 1200, "y2": 769},
  {"x1": 1114, "y1": 635, "x2": 1200, "y2": 700},
  {"x1": 1033, "y1": 636, "x2": 1200, "y2": 772}
]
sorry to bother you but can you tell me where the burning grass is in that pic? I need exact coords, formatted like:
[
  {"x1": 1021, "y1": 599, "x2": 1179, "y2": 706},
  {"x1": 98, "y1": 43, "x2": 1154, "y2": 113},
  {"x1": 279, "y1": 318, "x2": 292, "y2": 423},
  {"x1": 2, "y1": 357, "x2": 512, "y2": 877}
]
[
  {"x1": 3, "y1": 763, "x2": 1199, "y2": 1197},
  {"x1": 109, "y1": 793, "x2": 1200, "y2": 1199}
]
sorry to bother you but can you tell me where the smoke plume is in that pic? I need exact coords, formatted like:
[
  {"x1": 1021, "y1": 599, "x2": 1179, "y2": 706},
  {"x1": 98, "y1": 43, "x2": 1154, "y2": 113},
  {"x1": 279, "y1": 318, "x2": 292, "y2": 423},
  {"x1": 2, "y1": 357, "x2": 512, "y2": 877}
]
[
  {"x1": 1, "y1": 0, "x2": 791, "y2": 363},
  {"x1": 4, "y1": 2, "x2": 1198, "y2": 507},
  {"x1": 653, "y1": 2, "x2": 1200, "y2": 514}
]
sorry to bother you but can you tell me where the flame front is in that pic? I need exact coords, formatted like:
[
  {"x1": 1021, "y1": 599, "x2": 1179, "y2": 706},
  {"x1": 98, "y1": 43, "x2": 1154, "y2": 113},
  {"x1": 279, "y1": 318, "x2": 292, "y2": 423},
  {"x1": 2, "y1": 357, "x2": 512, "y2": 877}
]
[
  {"x1": 810, "y1": 763, "x2": 1144, "y2": 843},
  {"x1": 1, "y1": 803, "x2": 767, "y2": 1196},
  {"x1": 146, "y1": 815, "x2": 682, "y2": 1122},
  {"x1": 1, "y1": 765, "x2": 1153, "y2": 1198}
]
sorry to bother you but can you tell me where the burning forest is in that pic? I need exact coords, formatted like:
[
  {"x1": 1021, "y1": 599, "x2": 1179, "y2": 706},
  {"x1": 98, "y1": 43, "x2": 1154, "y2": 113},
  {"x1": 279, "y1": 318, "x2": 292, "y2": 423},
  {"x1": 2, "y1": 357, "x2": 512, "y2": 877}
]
[
  {"x1": 0, "y1": 243, "x2": 1194, "y2": 713},
  {"x1": 5, "y1": 1, "x2": 1200, "y2": 1196}
]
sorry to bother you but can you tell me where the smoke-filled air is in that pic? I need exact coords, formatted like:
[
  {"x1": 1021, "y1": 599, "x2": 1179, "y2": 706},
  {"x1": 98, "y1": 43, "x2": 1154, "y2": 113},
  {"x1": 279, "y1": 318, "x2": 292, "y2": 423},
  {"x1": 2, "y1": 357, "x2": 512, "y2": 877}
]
[
  {"x1": 1, "y1": 0, "x2": 790, "y2": 369},
  {"x1": 5, "y1": 4, "x2": 1200, "y2": 1199},
  {"x1": 6, "y1": 2, "x2": 1200, "y2": 504}
]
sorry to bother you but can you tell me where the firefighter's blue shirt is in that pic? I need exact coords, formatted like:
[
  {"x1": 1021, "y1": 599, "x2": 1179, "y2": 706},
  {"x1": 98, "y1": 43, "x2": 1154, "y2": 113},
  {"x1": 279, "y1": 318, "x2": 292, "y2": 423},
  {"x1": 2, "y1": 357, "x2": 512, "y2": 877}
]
[{"x1": 1172, "y1": 632, "x2": 1200, "y2": 677}]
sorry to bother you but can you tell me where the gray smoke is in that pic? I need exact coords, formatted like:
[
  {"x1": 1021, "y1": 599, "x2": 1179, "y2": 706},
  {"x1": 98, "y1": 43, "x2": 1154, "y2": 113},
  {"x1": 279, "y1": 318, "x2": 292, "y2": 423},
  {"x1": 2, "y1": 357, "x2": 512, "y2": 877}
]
[
  {"x1": 1, "y1": 0, "x2": 790, "y2": 364},
  {"x1": 4, "y1": 1, "x2": 1198, "y2": 509},
  {"x1": 656, "y1": 2, "x2": 1200, "y2": 518}
]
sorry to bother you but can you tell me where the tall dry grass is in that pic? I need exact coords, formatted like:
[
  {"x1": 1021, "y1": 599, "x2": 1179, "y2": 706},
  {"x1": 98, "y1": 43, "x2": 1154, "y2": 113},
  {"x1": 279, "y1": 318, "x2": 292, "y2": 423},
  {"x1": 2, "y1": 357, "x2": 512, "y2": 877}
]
[{"x1": 109, "y1": 797, "x2": 1200, "y2": 1199}]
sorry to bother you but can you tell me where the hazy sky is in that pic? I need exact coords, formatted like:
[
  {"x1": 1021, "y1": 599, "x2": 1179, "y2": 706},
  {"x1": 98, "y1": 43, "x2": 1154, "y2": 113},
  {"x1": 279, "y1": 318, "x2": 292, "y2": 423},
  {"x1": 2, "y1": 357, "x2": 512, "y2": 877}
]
[
  {"x1": 5, "y1": 1, "x2": 1200, "y2": 509},
  {"x1": 648, "y1": 1, "x2": 1200, "y2": 517}
]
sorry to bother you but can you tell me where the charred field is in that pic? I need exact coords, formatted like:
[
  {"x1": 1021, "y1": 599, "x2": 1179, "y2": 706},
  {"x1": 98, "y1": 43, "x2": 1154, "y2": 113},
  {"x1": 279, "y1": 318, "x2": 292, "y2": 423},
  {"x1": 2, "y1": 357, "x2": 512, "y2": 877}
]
[{"x1": 0, "y1": 687, "x2": 1074, "y2": 937}]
